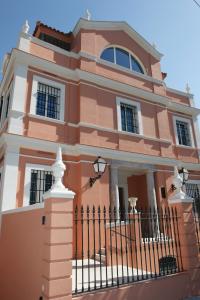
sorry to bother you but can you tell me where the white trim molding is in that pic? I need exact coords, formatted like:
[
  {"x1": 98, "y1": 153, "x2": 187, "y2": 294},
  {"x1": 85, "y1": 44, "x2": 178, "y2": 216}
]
[
  {"x1": 1, "y1": 132, "x2": 200, "y2": 171},
  {"x1": 30, "y1": 75, "x2": 65, "y2": 121},
  {"x1": 8, "y1": 64, "x2": 28, "y2": 135},
  {"x1": 23, "y1": 163, "x2": 52, "y2": 207},
  {"x1": 68, "y1": 121, "x2": 171, "y2": 144},
  {"x1": 0, "y1": 146, "x2": 20, "y2": 211},
  {"x1": 116, "y1": 96, "x2": 143, "y2": 135},
  {"x1": 173, "y1": 115, "x2": 195, "y2": 148}
]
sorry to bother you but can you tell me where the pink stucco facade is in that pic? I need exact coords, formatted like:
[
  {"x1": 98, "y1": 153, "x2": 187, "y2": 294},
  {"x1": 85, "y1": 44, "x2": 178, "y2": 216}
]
[{"x1": 0, "y1": 18, "x2": 200, "y2": 299}]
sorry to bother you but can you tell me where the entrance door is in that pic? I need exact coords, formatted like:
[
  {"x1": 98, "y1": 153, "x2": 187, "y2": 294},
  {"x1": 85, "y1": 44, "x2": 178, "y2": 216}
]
[{"x1": 118, "y1": 187, "x2": 125, "y2": 220}]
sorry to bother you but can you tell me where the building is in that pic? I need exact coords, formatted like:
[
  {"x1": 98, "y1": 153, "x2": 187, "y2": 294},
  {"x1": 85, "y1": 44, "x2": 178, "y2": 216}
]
[
  {"x1": 0, "y1": 18, "x2": 200, "y2": 213},
  {"x1": 0, "y1": 18, "x2": 200, "y2": 300}
]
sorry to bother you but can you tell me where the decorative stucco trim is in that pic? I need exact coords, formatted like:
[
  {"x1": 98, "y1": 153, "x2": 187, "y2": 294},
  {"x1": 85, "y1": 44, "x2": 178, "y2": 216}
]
[
  {"x1": 0, "y1": 145, "x2": 20, "y2": 211},
  {"x1": 2, "y1": 133, "x2": 200, "y2": 171},
  {"x1": 28, "y1": 113, "x2": 66, "y2": 125},
  {"x1": 166, "y1": 87, "x2": 193, "y2": 100},
  {"x1": 68, "y1": 121, "x2": 171, "y2": 144}
]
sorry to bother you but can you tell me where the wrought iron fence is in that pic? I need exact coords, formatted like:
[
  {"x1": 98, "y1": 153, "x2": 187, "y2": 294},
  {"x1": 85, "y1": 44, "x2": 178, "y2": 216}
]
[
  {"x1": 193, "y1": 203, "x2": 200, "y2": 251},
  {"x1": 185, "y1": 183, "x2": 200, "y2": 252},
  {"x1": 73, "y1": 206, "x2": 182, "y2": 294}
]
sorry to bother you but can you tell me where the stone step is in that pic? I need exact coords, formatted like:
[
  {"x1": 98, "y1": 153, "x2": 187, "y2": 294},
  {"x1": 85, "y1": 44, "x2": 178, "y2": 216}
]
[{"x1": 94, "y1": 253, "x2": 106, "y2": 264}]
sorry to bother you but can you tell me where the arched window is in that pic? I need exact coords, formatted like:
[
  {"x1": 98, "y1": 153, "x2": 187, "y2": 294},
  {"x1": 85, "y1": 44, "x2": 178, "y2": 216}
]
[{"x1": 100, "y1": 47, "x2": 144, "y2": 74}]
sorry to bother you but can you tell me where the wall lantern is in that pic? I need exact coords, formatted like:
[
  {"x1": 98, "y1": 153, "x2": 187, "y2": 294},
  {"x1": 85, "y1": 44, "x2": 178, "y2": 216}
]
[
  {"x1": 89, "y1": 156, "x2": 107, "y2": 187},
  {"x1": 179, "y1": 167, "x2": 189, "y2": 185}
]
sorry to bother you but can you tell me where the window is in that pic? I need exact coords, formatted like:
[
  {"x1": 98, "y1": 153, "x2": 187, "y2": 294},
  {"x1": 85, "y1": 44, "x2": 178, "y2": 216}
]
[
  {"x1": 116, "y1": 48, "x2": 130, "y2": 69},
  {"x1": 30, "y1": 76, "x2": 65, "y2": 122},
  {"x1": 0, "y1": 96, "x2": 3, "y2": 122},
  {"x1": 120, "y1": 103, "x2": 139, "y2": 133},
  {"x1": 117, "y1": 97, "x2": 143, "y2": 135},
  {"x1": 100, "y1": 47, "x2": 114, "y2": 63},
  {"x1": 173, "y1": 116, "x2": 194, "y2": 147},
  {"x1": 100, "y1": 47, "x2": 144, "y2": 74},
  {"x1": 36, "y1": 83, "x2": 60, "y2": 119},
  {"x1": 29, "y1": 169, "x2": 54, "y2": 205},
  {"x1": 5, "y1": 94, "x2": 10, "y2": 119},
  {"x1": 176, "y1": 120, "x2": 191, "y2": 146}
]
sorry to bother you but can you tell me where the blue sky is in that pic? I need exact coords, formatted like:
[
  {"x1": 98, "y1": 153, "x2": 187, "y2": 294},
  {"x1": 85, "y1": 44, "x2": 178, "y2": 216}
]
[{"x1": 1, "y1": 0, "x2": 200, "y2": 107}]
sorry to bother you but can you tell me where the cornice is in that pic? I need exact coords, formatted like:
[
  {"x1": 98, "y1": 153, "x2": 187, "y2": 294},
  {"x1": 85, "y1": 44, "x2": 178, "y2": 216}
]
[{"x1": 2, "y1": 133, "x2": 200, "y2": 171}]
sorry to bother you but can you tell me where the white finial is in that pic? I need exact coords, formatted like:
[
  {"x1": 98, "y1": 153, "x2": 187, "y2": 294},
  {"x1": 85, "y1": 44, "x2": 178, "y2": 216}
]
[
  {"x1": 51, "y1": 146, "x2": 66, "y2": 192},
  {"x1": 85, "y1": 9, "x2": 91, "y2": 21},
  {"x1": 22, "y1": 20, "x2": 30, "y2": 34},
  {"x1": 172, "y1": 166, "x2": 183, "y2": 193},
  {"x1": 185, "y1": 83, "x2": 191, "y2": 94},
  {"x1": 152, "y1": 42, "x2": 157, "y2": 49}
]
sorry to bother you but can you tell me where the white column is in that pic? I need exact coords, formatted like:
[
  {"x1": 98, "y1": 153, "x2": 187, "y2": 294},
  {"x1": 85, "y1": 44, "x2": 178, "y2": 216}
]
[
  {"x1": 0, "y1": 145, "x2": 20, "y2": 211},
  {"x1": 8, "y1": 64, "x2": 28, "y2": 135},
  {"x1": 111, "y1": 166, "x2": 119, "y2": 210},
  {"x1": 123, "y1": 183, "x2": 129, "y2": 212},
  {"x1": 146, "y1": 170, "x2": 158, "y2": 210}
]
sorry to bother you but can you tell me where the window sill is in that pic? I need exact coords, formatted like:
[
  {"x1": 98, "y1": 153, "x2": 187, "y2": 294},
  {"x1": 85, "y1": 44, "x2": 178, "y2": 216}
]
[
  {"x1": 28, "y1": 113, "x2": 65, "y2": 125},
  {"x1": 68, "y1": 121, "x2": 171, "y2": 145},
  {"x1": 174, "y1": 144, "x2": 196, "y2": 150},
  {"x1": 97, "y1": 58, "x2": 163, "y2": 86},
  {"x1": 118, "y1": 130, "x2": 171, "y2": 144}
]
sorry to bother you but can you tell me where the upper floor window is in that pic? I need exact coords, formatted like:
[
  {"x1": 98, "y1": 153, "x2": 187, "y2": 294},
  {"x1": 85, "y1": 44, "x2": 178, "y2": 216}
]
[
  {"x1": 117, "y1": 97, "x2": 143, "y2": 135},
  {"x1": 121, "y1": 103, "x2": 139, "y2": 133},
  {"x1": 36, "y1": 83, "x2": 60, "y2": 119},
  {"x1": 30, "y1": 75, "x2": 65, "y2": 122},
  {"x1": 100, "y1": 47, "x2": 144, "y2": 74},
  {"x1": 173, "y1": 116, "x2": 194, "y2": 147}
]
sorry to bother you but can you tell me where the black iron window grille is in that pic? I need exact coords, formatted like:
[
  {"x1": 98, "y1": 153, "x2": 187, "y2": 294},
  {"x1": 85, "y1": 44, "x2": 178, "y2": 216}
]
[
  {"x1": 29, "y1": 169, "x2": 54, "y2": 205},
  {"x1": 176, "y1": 120, "x2": 191, "y2": 146},
  {"x1": 5, "y1": 94, "x2": 10, "y2": 119},
  {"x1": 0, "y1": 96, "x2": 3, "y2": 123},
  {"x1": 120, "y1": 103, "x2": 139, "y2": 134},
  {"x1": 36, "y1": 83, "x2": 61, "y2": 119}
]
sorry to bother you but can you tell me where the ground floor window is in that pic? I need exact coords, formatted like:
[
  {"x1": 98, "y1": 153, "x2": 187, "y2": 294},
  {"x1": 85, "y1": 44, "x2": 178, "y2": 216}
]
[{"x1": 29, "y1": 169, "x2": 54, "y2": 205}]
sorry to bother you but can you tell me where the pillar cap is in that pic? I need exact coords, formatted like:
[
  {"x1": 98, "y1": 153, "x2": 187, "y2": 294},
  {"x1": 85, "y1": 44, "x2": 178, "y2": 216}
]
[
  {"x1": 169, "y1": 191, "x2": 193, "y2": 204},
  {"x1": 43, "y1": 189, "x2": 75, "y2": 200}
]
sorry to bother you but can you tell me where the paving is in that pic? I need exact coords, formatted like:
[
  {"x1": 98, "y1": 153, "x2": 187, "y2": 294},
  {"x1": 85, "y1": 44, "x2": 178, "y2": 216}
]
[{"x1": 72, "y1": 259, "x2": 151, "y2": 293}]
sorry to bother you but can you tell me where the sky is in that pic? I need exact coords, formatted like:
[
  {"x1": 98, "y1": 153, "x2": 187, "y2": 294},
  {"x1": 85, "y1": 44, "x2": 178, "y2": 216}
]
[{"x1": 0, "y1": 0, "x2": 200, "y2": 108}]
